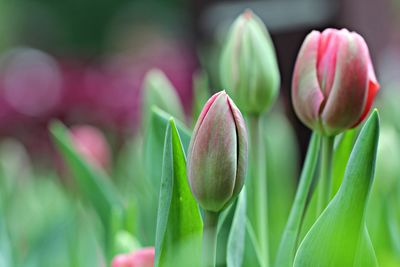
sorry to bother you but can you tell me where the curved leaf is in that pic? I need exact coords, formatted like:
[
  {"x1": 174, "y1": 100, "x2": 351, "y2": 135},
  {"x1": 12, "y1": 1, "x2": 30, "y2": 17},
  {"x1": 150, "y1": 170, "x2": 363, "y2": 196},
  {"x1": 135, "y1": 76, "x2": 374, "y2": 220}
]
[
  {"x1": 331, "y1": 129, "x2": 357, "y2": 197},
  {"x1": 155, "y1": 118, "x2": 203, "y2": 267},
  {"x1": 49, "y1": 121, "x2": 123, "y2": 226},
  {"x1": 294, "y1": 110, "x2": 380, "y2": 266}
]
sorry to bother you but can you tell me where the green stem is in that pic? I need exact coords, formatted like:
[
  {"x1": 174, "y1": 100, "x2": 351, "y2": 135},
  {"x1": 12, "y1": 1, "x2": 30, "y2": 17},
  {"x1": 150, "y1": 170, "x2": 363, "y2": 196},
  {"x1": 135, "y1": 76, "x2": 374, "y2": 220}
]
[
  {"x1": 202, "y1": 211, "x2": 219, "y2": 267},
  {"x1": 274, "y1": 133, "x2": 321, "y2": 267},
  {"x1": 317, "y1": 135, "x2": 334, "y2": 215},
  {"x1": 247, "y1": 115, "x2": 269, "y2": 267}
]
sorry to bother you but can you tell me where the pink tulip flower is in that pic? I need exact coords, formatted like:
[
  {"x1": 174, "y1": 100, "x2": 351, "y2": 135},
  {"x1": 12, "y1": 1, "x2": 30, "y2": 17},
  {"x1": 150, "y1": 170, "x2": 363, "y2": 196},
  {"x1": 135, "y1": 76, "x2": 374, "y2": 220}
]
[
  {"x1": 111, "y1": 247, "x2": 155, "y2": 267},
  {"x1": 292, "y1": 28, "x2": 380, "y2": 136},
  {"x1": 70, "y1": 125, "x2": 110, "y2": 170}
]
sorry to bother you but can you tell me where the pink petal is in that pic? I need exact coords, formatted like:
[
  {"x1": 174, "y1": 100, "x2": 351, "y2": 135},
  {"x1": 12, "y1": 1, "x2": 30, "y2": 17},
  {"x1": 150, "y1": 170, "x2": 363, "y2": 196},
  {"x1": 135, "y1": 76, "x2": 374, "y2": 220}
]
[
  {"x1": 353, "y1": 34, "x2": 380, "y2": 126},
  {"x1": 111, "y1": 247, "x2": 155, "y2": 267},
  {"x1": 292, "y1": 31, "x2": 325, "y2": 131},
  {"x1": 317, "y1": 28, "x2": 341, "y2": 97}
]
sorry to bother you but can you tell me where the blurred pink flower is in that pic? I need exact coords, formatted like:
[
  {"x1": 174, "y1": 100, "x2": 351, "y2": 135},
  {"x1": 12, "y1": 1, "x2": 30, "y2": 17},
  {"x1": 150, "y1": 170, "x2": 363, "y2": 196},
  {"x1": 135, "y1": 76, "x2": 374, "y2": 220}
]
[
  {"x1": 111, "y1": 247, "x2": 155, "y2": 267},
  {"x1": 70, "y1": 125, "x2": 111, "y2": 170},
  {"x1": 0, "y1": 38, "x2": 196, "y2": 162}
]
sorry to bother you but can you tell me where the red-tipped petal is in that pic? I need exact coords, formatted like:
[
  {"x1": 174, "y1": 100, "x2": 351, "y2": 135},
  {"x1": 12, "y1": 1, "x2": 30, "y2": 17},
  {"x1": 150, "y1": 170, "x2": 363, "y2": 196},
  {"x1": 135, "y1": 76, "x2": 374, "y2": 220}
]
[
  {"x1": 353, "y1": 35, "x2": 380, "y2": 126},
  {"x1": 321, "y1": 30, "x2": 369, "y2": 135}
]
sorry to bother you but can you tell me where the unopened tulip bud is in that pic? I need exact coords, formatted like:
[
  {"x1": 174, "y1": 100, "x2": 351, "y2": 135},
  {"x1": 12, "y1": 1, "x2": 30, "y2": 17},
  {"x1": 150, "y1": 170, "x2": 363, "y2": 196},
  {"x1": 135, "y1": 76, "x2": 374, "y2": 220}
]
[
  {"x1": 70, "y1": 125, "x2": 110, "y2": 170},
  {"x1": 142, "y1": 69, "x2": 185, "y2": 124},
  {"x1": 292, "y1": 28, "x2": 380, "y2": 136},
  {"x1": 187, "y1": 91, "x2": 248, "y2": 212},
  {"x1": 111, "y1": 247, "x2": 155, "y2": 267},
  {"x1": 220, "y1": 9, "x2": 280, "y2": 114}
]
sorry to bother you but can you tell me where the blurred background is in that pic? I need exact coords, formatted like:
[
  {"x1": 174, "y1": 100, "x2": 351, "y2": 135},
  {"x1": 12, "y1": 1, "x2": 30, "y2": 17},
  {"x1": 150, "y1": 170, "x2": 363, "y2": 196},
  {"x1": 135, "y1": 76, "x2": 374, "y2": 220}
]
[
  {"x1": 1, "y1": 0, "x2": 400, "y2": 266},
  {"x1": 0, "y1": 0, "x2": 395, "y2": 159}
]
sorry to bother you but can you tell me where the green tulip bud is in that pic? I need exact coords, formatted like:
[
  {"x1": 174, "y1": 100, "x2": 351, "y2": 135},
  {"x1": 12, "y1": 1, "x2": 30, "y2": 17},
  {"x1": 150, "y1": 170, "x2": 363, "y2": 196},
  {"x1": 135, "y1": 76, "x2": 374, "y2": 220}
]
[
  {"x1": 142, "y1": 69, "x2": 185, "y2": 125},
  {"x1": 187, "y1": 91, "x2": 248, "y2": 212},
  {"x1": 220, "y1": 9, "x2": 280, "y2": 115}
]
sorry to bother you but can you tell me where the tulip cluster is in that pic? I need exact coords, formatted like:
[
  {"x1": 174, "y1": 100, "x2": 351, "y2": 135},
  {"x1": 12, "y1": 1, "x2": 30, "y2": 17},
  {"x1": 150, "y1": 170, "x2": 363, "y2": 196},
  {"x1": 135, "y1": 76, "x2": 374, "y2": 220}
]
[{"x1": 4, "y1": 7, "x2": 387, "y2": 267}]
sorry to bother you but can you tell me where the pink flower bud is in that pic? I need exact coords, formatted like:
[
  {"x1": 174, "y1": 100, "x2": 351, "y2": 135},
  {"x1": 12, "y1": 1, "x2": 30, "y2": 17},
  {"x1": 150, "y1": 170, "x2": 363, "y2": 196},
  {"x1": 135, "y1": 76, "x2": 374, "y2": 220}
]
[
  {"x1": 70, "y1": 125, "x2": 110, "y2": 170},
  {"x1": 111, "y1": 247, "x2": 155, "y2": 267},
  {"x1": 292, "y1": 28, "x2": 379, "y2": 136},
  {"x1": 187, "y1": 91, "x2": 248, "y2": 212}
]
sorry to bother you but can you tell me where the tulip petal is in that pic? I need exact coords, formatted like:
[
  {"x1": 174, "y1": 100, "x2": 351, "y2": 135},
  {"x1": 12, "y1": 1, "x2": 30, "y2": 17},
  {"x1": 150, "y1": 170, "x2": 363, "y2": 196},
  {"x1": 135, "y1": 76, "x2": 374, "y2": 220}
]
[
  {"x1": 189, "y1": 91, "x2": 222, "y2": 156},
  {"x1": 321, "y1": 30, "x2": 369, "y2": 135},
  {"x1": 112, "y1": 247, "x2": 155, "y2": 267},
  {"x1": 353, "y1": 34, "x2": 380, "y2": 126},
  {"x1": 227, "y1": 96, "x2": 248, "y2": 199},
  {"x1": 317, "y1": 29, "x2": 340, "y2": 96},
  {"x1": 292, "y1": 31, "x2": 325, "y2": 131}
]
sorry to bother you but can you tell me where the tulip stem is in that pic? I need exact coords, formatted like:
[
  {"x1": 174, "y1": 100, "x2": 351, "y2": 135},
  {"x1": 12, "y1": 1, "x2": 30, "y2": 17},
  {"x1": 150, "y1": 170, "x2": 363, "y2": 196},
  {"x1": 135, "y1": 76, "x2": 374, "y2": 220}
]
[
  {"x1": 317, "y1": 135, "x2": 335, "y2": 215},
  {"x1": 202, "y1": 210, "x2": 219, "y2": 267},
  {"x1": 248, "y1": 115, "x2": 269, "y2": 267}
]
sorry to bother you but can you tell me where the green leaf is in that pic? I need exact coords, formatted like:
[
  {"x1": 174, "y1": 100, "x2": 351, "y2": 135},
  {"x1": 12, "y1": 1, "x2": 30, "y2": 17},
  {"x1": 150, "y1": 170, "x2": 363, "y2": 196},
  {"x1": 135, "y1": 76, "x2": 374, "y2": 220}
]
[
  {"x1": 216, "y1": 188, "x2": 247, "y2": 267},
  {"x1": 243, "y1": 219, "x2": 263, "y2": 267},
  {"x1": 155, "y1": 118, "x2": 203, "y2": 267},
  {"x1": 330, "y1": 129, "x2": 357, "y2": 197},
  {"x1": 144, "y1": 106, "x2": 191, "y2": 188},
  {"x1": 275, "y1": 133, "x2": 321, "y2": 267},
  {"x1": 227, "y1": 188, "x2": 247, "y2": 267},
  {"x1": 49, "y1": 121, "x2": 123, "y2": 232},
  {"x1": 142, "y1": 107, "x2": 191, "y2": 245},
  {"x1": 216, "y1": 199, "x2": 237, "y2": 266},
  {"x1": 294, "y1": 110, "x2": 380, "y2": 267}
]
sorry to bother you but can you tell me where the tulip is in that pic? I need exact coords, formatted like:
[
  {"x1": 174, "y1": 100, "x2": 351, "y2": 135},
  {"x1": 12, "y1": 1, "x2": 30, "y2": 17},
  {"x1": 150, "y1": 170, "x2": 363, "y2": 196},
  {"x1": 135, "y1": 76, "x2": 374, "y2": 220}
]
[
  {"x1": 111, "y1": 247, "x2": 155, "y2": 267},
  {"x1": 70, "y1": 125, "x2": 110, "y2": 170},
  {"x1": 220, "y1": 9, "x2": 280, "y2": 115},
  {"x1": 292, "y1": 28, "x2": 379, "y2": 136},
  {"x1": 187, "y1": 91, "x2": 248, "y2": 212}
]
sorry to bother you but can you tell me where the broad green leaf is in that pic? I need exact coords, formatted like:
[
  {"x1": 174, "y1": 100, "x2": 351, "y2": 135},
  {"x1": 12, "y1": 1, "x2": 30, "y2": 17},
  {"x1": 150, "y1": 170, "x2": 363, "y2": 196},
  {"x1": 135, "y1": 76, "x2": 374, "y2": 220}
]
[
  {"x1": 275, "y1": 133, "x2": 320, "y2": 267},
  {"x1": 155, "y1": 119, "x2": 203, "y2": 267},
  {"x1": 142, "y1": 107, "x2": 191, "y2": 245},
  {"x1": 330, "y1": 129, "x2": 357, "y2": 197},
  {"x1": 49, "y1": 121, "x2": 123, "y2": 233},
  {"x1": 294, "y1": 110, "x2": 380, "y2": 267}
]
